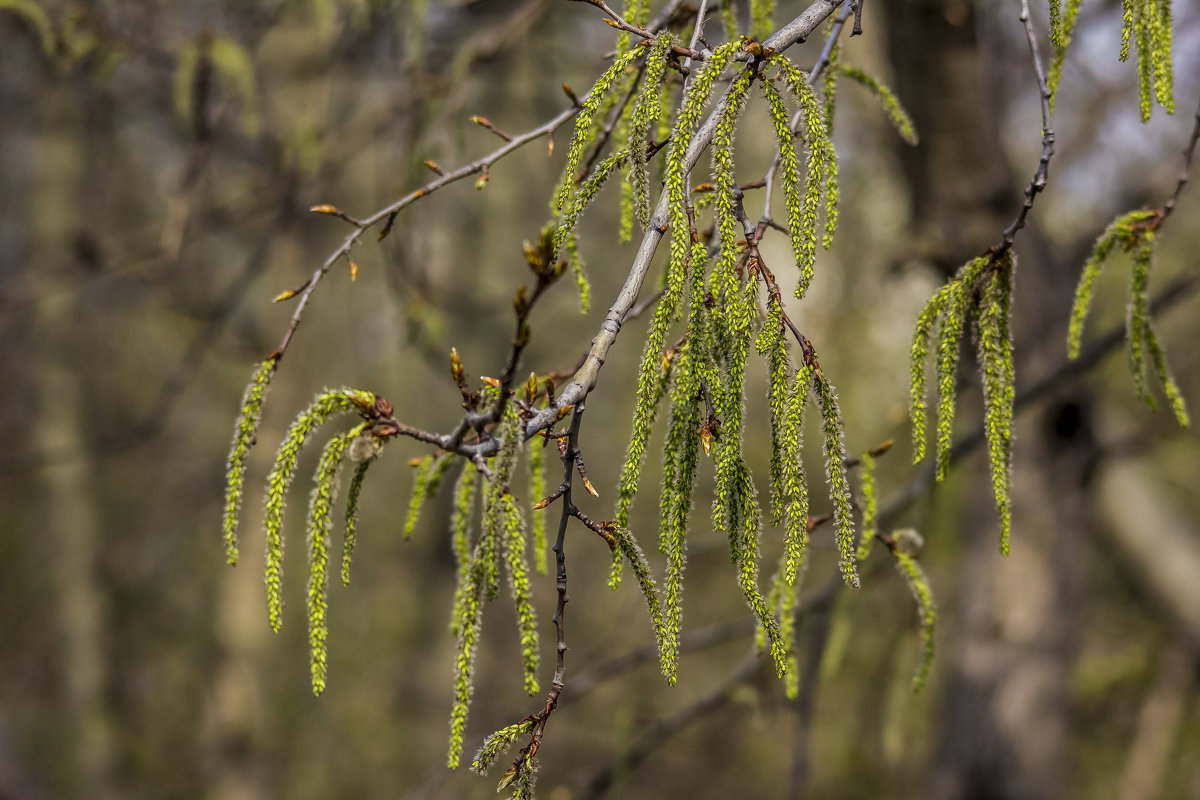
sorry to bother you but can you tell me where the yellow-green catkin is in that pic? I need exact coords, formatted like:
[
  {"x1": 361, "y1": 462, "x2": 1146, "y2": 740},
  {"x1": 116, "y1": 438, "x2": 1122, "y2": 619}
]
[
  {"x1": 894, "y1": 545, "x2": 936, "y2": 692},
  {"x1": 755, "y1": 299, "x2": 788, "y2": 528},
  {"x1": 855, "y1": 452, "x2": 877, "y2": 562},
  {"x1": 630, "y1": 33, "x2": 675, "y2": 228},
  {"x1": 781, "y1": 365, "x2": 812, "y2": 586},
  {"x1": 926, "y1": 256, "x2": 987, "y2": 480},
  {"x1": 307, "y1": 428, "x2": 360, "y2": 696},
  {"x1": 614, "y1": 41, "x2": 739, "y2": 533},
  {"x1": 658, "y1": 340, "x2": 705, "y2": 684},
  {"x1": 1121, "y1": 0, "x2": 1175, "y2": 121},
  {"x1": 449, "y1": 464, "x2": 478, "y2": 638},
  {"x1": 1128, "y1": 237, "x2": 1154, "y2": 406},
  {"x1": 813, "y1": 369, "x2": 859, "y2": 589},
  {"x1": 341, "y1": 459, "x2": 373, "y2": 586},
  {"x1": 750, "y1": 0, "x2": 775, "y2": 40},
  {"x1": 403, "y1": 453, "x2": 453, "y2": 539},
  {"x1": 1067, "y1": 210, "x2": 1156, "y2": 359},
  {"x1": 839, "y1": 65, "x2": 918, "y2": 145},
  {"x1": 527, "y1": 439, "x2": 548, "y2": 576},
  {"x1": 561, "y1": 149, "x2": 629, "y2": 315},
  {"x1": 1066, "y1": 209, "x2": 1187, "y2": 426},
  {"x1": 223, "y1": 357, "x2": 275, "y2": 564},
  {"x1": 612, "y1": 525, "x2": 663, "y2": 641},
  {"x1": 823, "y1": 43, "x2": 839, "y2": 137},
  {"x1": 736, "y1": 466, "x2": 787, "y2": 676},
  {"x1": 552, "y1": 46, "x2": 642, "y2": 223},
  {"x1": 264, "y1": 389, "x2": 369, "y2": 633},
  {"x1": 779, "y1": 58, "x2": 836, "y2": 295},
  {"x1": 934, "y1": 277, "x2": 971, "y2": 481},
  {"x1": 710, "y1": 70, "x2": 755, "y2": 554},
  {"x1": 909, "y1": 288, "x2": 946, "y2": 464},
  {"x1": 1048, "y1": 0, "x2": 1082, "y2": 110},
  {"x1": 721, "y1": 0, "x2": 739, "y2": 39},
  {"x1": 762, "y1": 75, "x2": 813, "y2": 298},
  {"x1": 977, "y1": 259, "x2": 1016, "y2": 555},
  {"x1": 501, "y1": 494, "x2": 539, "y2": 695},
  {"x1": 471, "y1": 717, "x2": 537, "y2": 775},
  {"x1": 1144, "y1": 322, "x2": 1191, "y2": 427},
  {"x1": 448, "y1": 539, "x2": 486, "y2": 769}
]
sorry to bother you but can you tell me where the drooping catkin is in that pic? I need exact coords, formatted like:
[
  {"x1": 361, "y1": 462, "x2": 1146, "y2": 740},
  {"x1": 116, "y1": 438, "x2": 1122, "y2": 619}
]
[
  {"x1": 223, "y1": 357, "x2": 276, "y2": 564},
  {"x1": 264, "y1": 389, "x2": 370, "y2": 632}
]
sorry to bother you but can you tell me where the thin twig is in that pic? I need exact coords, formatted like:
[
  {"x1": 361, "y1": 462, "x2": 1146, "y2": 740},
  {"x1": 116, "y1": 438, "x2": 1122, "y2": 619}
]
[
  {"x1": 269, "y1": 105, "x2": 580, "y2": 366},
  {"x1": 997, "y1": 0, "x2": 1056, "y2": 250},
  {"x1": 1161, "y1": 91, "x2": 1200, "y2": 220}
]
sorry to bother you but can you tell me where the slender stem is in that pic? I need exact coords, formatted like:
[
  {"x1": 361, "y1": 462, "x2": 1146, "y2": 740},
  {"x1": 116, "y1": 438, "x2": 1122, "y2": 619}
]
[
  {"x1": 997, "y1": 0, "x2": 1056, "y2": 250},
  {"x1": 270, "y1": 105, "x2": 580, "y2": 365}
]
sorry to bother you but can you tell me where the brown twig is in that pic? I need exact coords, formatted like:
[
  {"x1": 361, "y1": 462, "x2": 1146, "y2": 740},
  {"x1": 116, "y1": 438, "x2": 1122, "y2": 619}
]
[
  {"x1": 267, "y1": 105, "x2": 580, "y2": 367},
  {"x1": 996, "y1": 0, "x2": 1056, "y2": 251},
  {"x1": 1160, "y1": 91, "x2": 1200, "y2": 221}
]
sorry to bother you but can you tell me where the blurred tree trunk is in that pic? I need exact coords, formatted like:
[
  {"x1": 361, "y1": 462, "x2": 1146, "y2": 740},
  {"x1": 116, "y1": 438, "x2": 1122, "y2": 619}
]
[{"x1": 883, "y1": 3, "x2": 1093, "y2": 798}]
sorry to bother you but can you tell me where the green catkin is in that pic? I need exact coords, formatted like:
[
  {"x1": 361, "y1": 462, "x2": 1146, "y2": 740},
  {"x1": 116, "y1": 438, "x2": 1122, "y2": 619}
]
[
  {"x1": 855, "y1": 452, "x2": 877, "y2": 562},
  {"x1": 659, "y1": 341, "x2": 705, "y2": 684},
  {"x1": 823, "y1": 43, "x2": 838, "y2": 137},
  {"x1": 755, "y1": 299, "x2": 788, "y2": 527},
  {"x1": 712, "y1": 279, "x2": 757, "y2": 556},
  {"x1": 1135, "y1": 5, "x2": 1153, "y2": 121},
  {"x1": 341, "y1": 459, "x2": 373, "y2": 586},
  {"x1": 564, "y1": 229, "x2": 592, "y2": 315},
  {"x1": 617, "y1": 99, "x2": 637, "y2": 246},
  {"x1": 894, "y1": 548, "x2": 936, "y2": 692},
  {"x1": 527, "y1": 439, "x2": 548, "y2": 576},
  {"x1": 614, "y1": 41, "x2": 739, "y2": 532},
  {"x1": 480, "y1": 403, "x2": 523, "y2": 602},
  {"x1": 977, "y1": 261, "x2": 1016, "y2": 555},
  {"x1": 710, "y1": 69, "x2": 755, "y2": 552},
  {"x1": 471, "y1": 718, "x2": 537, "y2": 775},
  {"x1": 403, "y1": 455, "x2": 436, "y2": 539},
  {"x1": 551, "y1": 46, "x2": 642, "y2": 223},
  {"x1": 813, "y1": 370, "x2": 859, "y2": 589},
  {"x1": 1066, "y1": 212, "x2": 1149, "y2": 359},
  {"x1": 1066, "y1": 209, "x2": 1187, "y2": 423},
  {"x1": 448, "y1": 464, "x2": 478, "y2": 638},
  {"x1": 659, "y1": 309, "x2": 703, "y2": 555},
  {"x1": 750, "y1": 0, "x2": 774, "y2": 40},
  {"x1": 611, "y1": 524, "x2": 663, "y2": 640},
  {"x1": 910, "y1": 288, "x2": 946, "y2": 464},
  {"x1": 1121, "y1": 0, "x2": 1135, "y2": 61},
  {"x1": 1123, "y1": 0, "x2": 1174, "y2": 121},
  {"x1": 561, "y1": 149, "x2": 629, "y2": 314},
  {"x1": 1152, "y1": 0, "x2": 1174, "y2": 113},
  {"x1": 630, "y1": 33, "x2": 675, "y2": 228},
  {"x1": 779, "y1": 60, "x2": 835, "y2": 295},
  {"x1": 736, "y1": 465, "x2": 787, "y2": 676},
  {"x1": 1128, "y1": 237, "x2": 1154, "y2": 406},
  {"x1": 223, "y1": 357, "x2": 275, "y2": 564},
  {"x1": 448, "y1": 538, "x2": 487, "y2": 769},
  {"x1": 762, "y1": 76, "x2": 812, "y2": 299},
  {"x1": 932, "y1": 256, "x2": 988, "y2": 480},
  {"x1": 721, "y1": 0, "x2": 739, "y2": 39},
  {"x1": 1048, "y1": 0, "x2": 1082, "y2": 110},
  {"x1": 307, "y1": 429, "x2": 359, "y2": 696},
  {"x1": 264, "y1": 389, "x2": 369, "y2": 632},
  {"x1": 933, "y1": 275, "x2": 972, "y2": 481},
  {"x1": 781, "y1": 365, "x2": 812, "y2": 586},
  {"x1": 778, "y1": 559, "x2": 801, "y2": 698},
  {"x1": 838, "y1": 65, "x2": 918, "y2": 146},
  {"x1": 1144, "y1": 322, "x2": 1191, "y2": 427},
  {"x1": 501, "y1": 494, "x2": 539, "y2": 695}
]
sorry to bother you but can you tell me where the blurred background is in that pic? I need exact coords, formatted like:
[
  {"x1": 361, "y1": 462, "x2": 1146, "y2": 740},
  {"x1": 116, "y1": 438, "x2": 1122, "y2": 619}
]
[{"x1": 1, "y1": 0, "x2": 1199, "y2": 798}]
